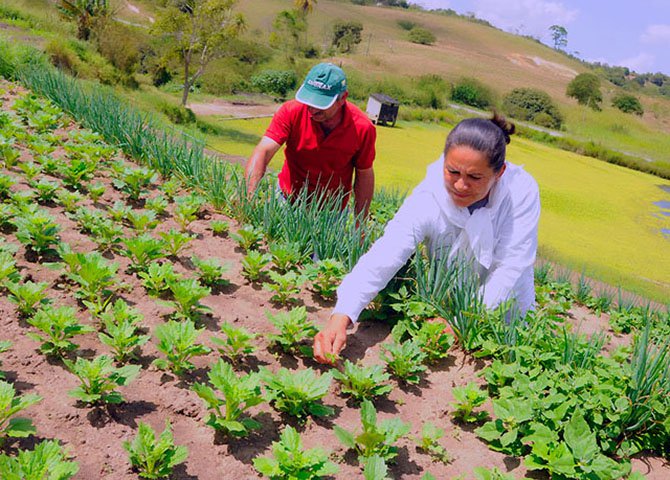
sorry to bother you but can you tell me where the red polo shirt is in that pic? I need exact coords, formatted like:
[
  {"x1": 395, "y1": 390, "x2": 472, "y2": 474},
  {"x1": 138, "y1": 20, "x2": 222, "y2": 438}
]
[{"x1": 264, "y1": 100, "x2": 376, "y2": 202}]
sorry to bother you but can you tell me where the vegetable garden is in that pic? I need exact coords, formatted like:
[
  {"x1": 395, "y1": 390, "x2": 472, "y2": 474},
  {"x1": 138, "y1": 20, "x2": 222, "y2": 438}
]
[{"x1": 0, "y1": 69, "x2": 669, "y2": 480}]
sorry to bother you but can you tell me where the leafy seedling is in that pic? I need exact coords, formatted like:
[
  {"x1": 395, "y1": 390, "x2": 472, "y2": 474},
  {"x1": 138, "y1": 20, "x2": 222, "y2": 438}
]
[
  {"x1": 174, "y1": 193, "x2": 206, "y2": 231},
  {"x1": 268, "y1": 241, "x2": 305, "y2": 273},
  {"x1": 126, "y1": 210, "x2": 159, "y2": 232},
  {"x1": 266, "y1": 306, "x2": 317, "y2": 355},
  {"x1": 13, "y1": 209, "x2": 60, "y2": 256},
  {"x1": 416, "y1": 422, "x2": 452, "y2": 464},
  {"x1": 363, "y1": 455, "x2": 391, "y2": 480},
  {"x1": 153, "y1": 320, "x2": 211, "y2": 375},
  {"x1": 27, "y1": 306, "x2": 94, "y2": 357},
  {"x1": 263, "y1": 270, "x2": 304, "y2": 306},
  {"x1": 145, "y1": 194, "x2": 169, "y2": 215},
  {"x1": 113, "y1": 166, "x2": 157, "y2": 201},
  {"x1": 192, "y1": 360, "x2": 264, "y2": 437},
  {"x1": 0, "y1": 440, "x2": 79, "y2": 478},
  {"x1": 0, "y1": 380, "x2": 42, "y2": 446},
  {"x1": 138, "y1": 261, "x2": 182, "y2": 296},
  {"x1": 124, "y1": 420, "x2": 188, "y2": 479},
  {"x1": 122, "y1": 234, "x2": 166, "y2": 273},
  {"x1": 241, "y1": 250, "x2": 271, "y2": 282},
  {"x1": 5, "y1": 280, "x2": 51, "y2": 317},
  {"x1": 302, "y1": 258, "x2": 346, "y2": 300},
  {"x1": 191, "y1": 255, "x2": 230, "y2": 288},
  {"x1": 451, "y1": 382, "x2": 489, "y2": 423},
  {"x1": 380, "y1": 340, "x2": 427, "y2": 385},
  {"x1": 163, "y1": 278, "x2": 212, "y2": 320},
  {"x1": 56, "y1": 189, "x2": 84, "y2": 213},
  {"x1": 99, "y1": 312, "x2": 150, "y2": 364},
  {"x1": 210, "y1": 322, "x2": 257, "y2": 364},
  {"x1": 332, "y1": 360, "x2": 393, "y2": 402},
  {"x1": 209, "y1": 219, "x2": 229, "y2": 236},
  {"x1": 230, "y1": 224, "x2": 263, "y2": 252},
  {"x1": 253, "y1": 425, "x2": 338, "y2": 479},
  {"x1": 159, "y1": 229, "x2": 194, "y2": 257},
  {"x1": 261, "y1": 367, "x2": 334, "y2": 420},
  {"x1": 64, "y1": 355, "x2": 140, "y2": 405},
  {"x1": 88, "y1": 181, "x2": 105, "y2": 202}
]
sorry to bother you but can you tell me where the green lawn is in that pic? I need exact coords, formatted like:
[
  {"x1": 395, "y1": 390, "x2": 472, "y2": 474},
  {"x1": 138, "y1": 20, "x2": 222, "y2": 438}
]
[{"x1": 211, "y1": 116, "x2": 670, "y2": 303}]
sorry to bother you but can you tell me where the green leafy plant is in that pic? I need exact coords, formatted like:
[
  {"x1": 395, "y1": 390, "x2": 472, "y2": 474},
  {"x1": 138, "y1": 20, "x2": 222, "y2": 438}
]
[
  {"x1": 27, "y1": 305, "x2": 95, "y2": 357},
  {"x1": 268, "y1": 241, "x2": 305, "y2": 273},
  {"x1": 145, "y1": 194, "x2": 169, "y2": 215},
  {"x1": 13, "y1": 209, "x2": 60, "y2": 255},
  {"x1": 210, "y1": 322, "x2": 257, "y2": 364},
  {"x1": 163, "y1": 278, "x2": 211, "y2": 320},
  {"x1": 88, "y1": 181, "x2": 106, "y2": 202},
  {"x1": 473, "y1": 467, "x2": 517, "y2": 480},
  {"x1": 253, "y1": 425, "x2": 338, "y2": 479},
  {"x1": 334, "y1": 400, "x2": 410, "y2": 463},
  {"x1": 64, "y1": 251, "x2": 119, "y2": 310},
  {"x1": 332, "y1": 360, "x2": 393, "y2": 402},
  {"x1": 124, "y1": 420, "x2": 188, "y2": 479},
  {"x1": 153, "y1": 320, "x2": 211, "y2": 375},
  {"x1": 266, "y1": 306, "x2": 317, "y2": 355},
  {"x1": 0, "y1": 173, "x2": 16, "y2": 199},
  {"x1": 416, "y1": 421, "x2": 452, "y2": 464},
  {"x1": 0, "y1": 440, "x2": 79, "y2": 478},
  {"x1": 159, "y1": 178, "x2": 182, "y2": 200},
  {"x1": 113, "y1": 166, "x2": 157, "y2": 201},
  {"x1": 263, "y1": 270, "x2": 304, "y2": 306},
  {"x1": 158, "y1": 229, "x2": 194, "y2": 257},
  {"x1": 451, "y1": 382, "x2": 489, "y2": 423},
  {"x1": 192, "y1": 359, "x2": 264, "y2": 437},
  {"x1": 380, "y1": 340, "x2": 427, "y2": 385},
  {"x1": 209, "y1": 219, "x2": 229, "y2": 236},
  {"x1": 191, "y1": 255, "x2": 230, "y2": 287},
  {"x1": 99, "y1": 311, "x2": 150, "y2": 364},
  {"x1": 91, "y1": 218, "x2": 124, "y2": 252},
  {"x1": 5, "y1": 280, "x2": 50, "y2": 317},
  {"x1": 126, "y1": 209, "x2": 159, "y2": 232},
  {"x1": 57, "y1": 157, "x2": 96, "y2": 191},
  {"x1": 302, "y1": 258, "x2": 346, "y2": 300},
  {"x1": 122, "y1": 234, "x2": 166, "y2": 273},
  {"x1": 55, "y1": 189, "x2": 84, "y2": 213},
  {"x1": 138, "y1": 261, "x2": 182, "y2": 296},
  {"x1": 241, "y1": 250, "x2": 271, "y2": 282},
  {"x1": 18, "y1": 161, "x2": 42, "y2": 181},
  {"x1": 393, "y1": 318, "x2": 455, "y2": 363},
  {"x1": 261, "y1": 367, "x2": 334, "y2": 419},
  {"x1": 230, "y1": 224, "x2": 263, "y2": 252},
  {"x1": 64, "y1": 355, "x2": 140, "y2": 405},
  {"x1": 363, "y1": 455, "x2": 391, "y2": 480},
  {"x1": 0, "y1": 251, "x2": 20, "y2": 284},
  {"x1": 174, "y1": 193, "x2": 205, "y2": 231},
  {"x1": 0, "y1": 379, "x2": 42, "y2": 446},
  {"x1": 108, "y1": 200, "x2": 132, "y2": 222},
  {"x1": 30, "y1": 178, "x2": 60, "y2": 203}
]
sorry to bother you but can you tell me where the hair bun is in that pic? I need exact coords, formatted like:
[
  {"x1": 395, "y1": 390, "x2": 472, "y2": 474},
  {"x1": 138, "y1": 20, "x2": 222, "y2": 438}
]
[{"x1": 490, "y1": 112, "x2": 515, "y2": 144}]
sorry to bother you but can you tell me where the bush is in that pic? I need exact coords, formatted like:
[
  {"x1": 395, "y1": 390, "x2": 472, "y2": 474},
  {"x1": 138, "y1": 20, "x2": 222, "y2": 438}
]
[
  {"x1": 450, "y1": 77, "x2": 494, "y2": 109},
  {"x1": 566, "y1": 72, "x2": 602, "y2": 110},
  {"x1": 397, "y1": 20, "x2": 417, "y2": 31},
  {"x1": 95, "y1": 22, "x2": 145, "y2": 75},
  {"x1": 45, "y1": 39, "x2": 81, "y2": 76},
  {"x1": 332, "y1": 20, "x2": 364, "y2": 53},
  {"x1": 502, "y1": 87, "x2": 563, "y2": 129},
  {"x1": 160, "y1": 103, "x2": 196, "y2": 124},
  {"x1": 412, "y1": 74, "x2": 449, "y2": 109},
  {"x1": 251, "y1": 70, "x2": 298, "y2": 99},
  {"x1": 408, "y1": 27, "x2": 436, "y2": 45},
  {"x1": 612, "y1": 93, "x2": 643, "y2": 116},
  {"x1": 199, "y1": 57, "x2": 250, "y2": 95}
]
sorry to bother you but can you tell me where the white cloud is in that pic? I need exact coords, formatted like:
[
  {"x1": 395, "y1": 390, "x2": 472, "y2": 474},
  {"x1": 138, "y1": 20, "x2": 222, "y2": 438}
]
[
  {"x1": 468, "y1": 0, "x2": 578, "y2": 37},
  {"x1": 617, "y1": 52, "x2": 655, "y2": 72},
  {"x1": 641, "y1": 24, "x2": 670, "y2": 44}
]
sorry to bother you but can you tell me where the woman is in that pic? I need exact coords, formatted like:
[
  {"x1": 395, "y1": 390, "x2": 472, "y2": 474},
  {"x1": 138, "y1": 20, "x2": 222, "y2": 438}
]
[{"x1": 313, "y1": 114, "x2": 541, "y2": 365}]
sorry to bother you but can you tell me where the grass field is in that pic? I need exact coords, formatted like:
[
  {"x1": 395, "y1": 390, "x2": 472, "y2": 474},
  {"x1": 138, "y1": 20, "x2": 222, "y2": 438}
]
[{"x1": 210, "y1": 116, "x2": 670, "y2": 303}]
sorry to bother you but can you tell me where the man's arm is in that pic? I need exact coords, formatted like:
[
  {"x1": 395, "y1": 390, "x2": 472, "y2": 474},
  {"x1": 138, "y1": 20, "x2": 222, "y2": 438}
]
[
  {"x1": 353, "y1": 166, "x2": 374, "y2": 219},
  {"x1": 244, "y1": 136, "x2": 282, "y2": 195}
]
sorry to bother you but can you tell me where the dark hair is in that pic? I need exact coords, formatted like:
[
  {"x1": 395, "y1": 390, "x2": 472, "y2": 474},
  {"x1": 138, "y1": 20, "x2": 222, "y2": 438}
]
[{"x1": 444, "y1": 113, "x2": 515, "y2": 172}]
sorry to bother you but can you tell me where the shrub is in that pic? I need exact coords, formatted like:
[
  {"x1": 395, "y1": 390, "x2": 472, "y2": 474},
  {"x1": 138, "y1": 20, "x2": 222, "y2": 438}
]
[
  {"x1": 159, "y1": 102, "x2": 196, "y2": 125},
  {"x1": 397, "y1": 20, "x2": 418, "y2": 31},
  {"x1": 45, "y1": 39, "x2": 81, "y2": 76},
  {"x1": 450, "y1": 77, "x2": 494, "y2": 109},
  {"x1": 95, "y1": 22, "x2": 145, "y2": 75},
  {"x1": 408, "y1": 27, "x2": 436, "y2": 45},
  {"x1": 612, "y1": 93, "x2": 643, "y2": 116},
  {"x1": 502, "y1": 87, "x2": 563, "y2": 129},
  {"x1": 413, "y1": 74, "x2": 449, "y2": 109},
  {"x1": 251, "y1": 70, "x2": 298, "y2": 99},
  {"x1": 566, "y1": 72, "x2": 602, "y2": 110},
  {"x1": 332, "y1": 20, "x2": 364, "y2": 53}
]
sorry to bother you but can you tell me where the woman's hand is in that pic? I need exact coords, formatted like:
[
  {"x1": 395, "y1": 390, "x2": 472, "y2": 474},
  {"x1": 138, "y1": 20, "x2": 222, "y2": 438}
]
[{"x1": 313, "y1": 314, "x2": 352, "y2": 365}]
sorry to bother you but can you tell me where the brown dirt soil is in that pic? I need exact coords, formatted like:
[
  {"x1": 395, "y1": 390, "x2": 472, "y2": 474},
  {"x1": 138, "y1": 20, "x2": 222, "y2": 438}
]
[
  {"x1": 1, "y1": 80, "x2": 668, "y2": 480},
  {"x1": 187, "y1": 99, "x2": 278, "y2": 119}
]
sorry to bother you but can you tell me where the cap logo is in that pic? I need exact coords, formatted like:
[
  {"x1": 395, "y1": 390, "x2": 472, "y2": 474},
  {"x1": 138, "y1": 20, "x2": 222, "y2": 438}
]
[{"x1": 307, "y1": 79, "x2": 332, "y2": 90}]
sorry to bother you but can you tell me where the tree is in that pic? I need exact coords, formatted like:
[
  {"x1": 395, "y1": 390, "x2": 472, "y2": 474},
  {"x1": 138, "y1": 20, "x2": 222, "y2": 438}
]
[
  {"x1": 612, "y1": 93, "x2": 644, "y2": 116},
  {"x1": 270, "y1": 10, "x2": 307, "y2": 63},
  {"x1": 502, "y1": 87, "x2": 563, "y2": 129},
  {"x1": 331, "y1": 20, "x2": 363, "y2": 53},
  {"x1": 549, "y1": 24, "x2": 567, "y2": 50},
  {"x1": 152, "y1": 0, "x2": 246, "y2": 106},
  {"x1": 294, "y1": 0, "x2": 317, "y2": 15},
  {"x1": 57, "y1": 0, "x2": 109, "y2": 41},
  {"x1": 566, "y1": 73, "x2": 602, "y2": 111}
]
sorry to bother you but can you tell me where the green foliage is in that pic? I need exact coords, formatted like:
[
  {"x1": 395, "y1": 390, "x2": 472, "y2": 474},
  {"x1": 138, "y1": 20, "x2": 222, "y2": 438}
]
[
  {"x1": 332, "y1": 360, "x2": 393, "y2": 402},
  {"x1": 164, "y1": 278, "x2": 212, "y2": 320},
  {"x1": 380, "y1": 340, "x2": 426, "y2": 384},
  {"x1": 124, "y1": 420, "x2": 188, "y2": 480},
  {"x1": 64, "y1": 250, "x2": 118, "y2": 308},
  {"x1": 192, "y1": 359, "x2": 264, "y2": 437},
  {"x1": 31, "y1": 178, "x2": 61, "y2": 204},
  {"x1": 122, "y1": 234, "x2": 166, "y2": 273},
  {"x1": 334, "y1": 400, "x2": 410, "y2": 463},
  {"x1": 332, "y1": 20, "x2": 364, "y2": 53},
  {"x1": 268, "y1": 241, "x2": 305, "y2": 273},
  {"x1": 113, "y1": 165, "x2": 157, "y2": 201},
  {"x1": 408, "y1": 26, "x2": 436, "y2": 45},
  {"x1": 153, "y1": 320, "x2": 211, "y2": 375},
  {"x1": 159, "y1": 102, "x2": 196, "y2": 125},
  {"x1": 549, "y1": 25, "x2": 568, "y2": 50},
  {"x1": 302, "y1": 258, "x2": 346, "y2": 300},
  {"x1": 211, "y1": 322, "x2": 257, "y2": 364},
  {"x1": 397, "y1": 19, "x2": 418, "y2": 31},
  {"x1": 473, "y1": 467, "x2": 516, "y2": 480},
  {"x1": 0, "y1": 440, "x2": 79, "y2": 479},
  {"x1": 191, "y1": 255, "x2": 230, "y2": 287},
  {"x1": 13, "y1": 209, "x2": 60, "y2": 255},
  {"x1": 451, "y1": 77, "x2": 494, "y2": 109},
  {"x1": 5, "y1": 280, "x2": 50, "y2": 317},
  {"x1": 612, "y1": 93, "x2": 644, "y2": 116},
  {"x1": 261, "y1": 367, "x2": 334, "y2": 419},
  {"x1": 392, "y1": 318, "x2": 454, "y2": 363},
  {"x1": 566, "y1": 73, "x2": 602, "y2": 110},
  {"x1": 263, "y1": 270, "x2": 304, "y2": 306},
  {"x1": 0, "y1": 380, "x2": 42, "y2": 445},
  {"x1": 138, "y1": 261, "x2": 182, "y2": 296},
  {"x1": 65, "y1": 355, "x2": 140, "y2": 405},
  {"x1": 209, "y1": 219, "x2": 229, "y2": 236},
  {"x1": 231, "y1": 224, "x2": 264, "y2": 252},
  {"x1": 502, "y1": 88, "x2": 563, "y2": 129},
  {"x1": 250, "y1": 70, "x2": 298, "y2": 99},
  {"x1": 416, "y1": 421, "x2": 452, "y2": 464},
  {"x1": 450, "y1": 382, "x2": 489, "y2": 423},
  {"x1": 0, "y1": 251, "x2": 20, "y2": 284},
  {"x1": 363, "y1": 455, "x2": 391, "y2": 480},
  {"x1": 98, "y1": 308, "x2": 150, "y2": 363},
  {"x1": 27, "y1": 305, "x2": 94, "y2": 357},
  {"x1": 266, "y1": 306, "x2": 317, "y2": 354},
  {"x1": 145, "y1": 194, "x2": 168, "y2": 215},
  {"x1": 159, "y1": 229, "x2": 194, "y2": 257},
  {"x1": 126, "y1": 210, "x2": 159, "y2": 232},
  {"x1": 174, "y1": 193, "x2": 206, "y2": 231},
  {"x1": 270, "y1": 9, "x2": 307, "y2": 63},
  {"x1": 241, "y1": 250, "x2": 271, "y2": 282},
  {"x1": 253, "y1": 425, "x2": 338, "y2": 479}
]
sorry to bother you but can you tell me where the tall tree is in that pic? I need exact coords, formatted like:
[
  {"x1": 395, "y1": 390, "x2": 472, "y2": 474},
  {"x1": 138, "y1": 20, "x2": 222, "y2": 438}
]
[
  {"x1": 566, "y1": 72, "x2": 602, "y2": 111},
  {"x1": 152, "y1": 0, "x2": 246, "y2": 106},
  {"x1": 57, "y1": 0, "x2": 109, "y2": 41},
  {"x1": 549, "y1": 24, "x2": 568, "y2": 50},
  {"x1": 270, "y1": 9, "x2": 307, "y2": 63}
]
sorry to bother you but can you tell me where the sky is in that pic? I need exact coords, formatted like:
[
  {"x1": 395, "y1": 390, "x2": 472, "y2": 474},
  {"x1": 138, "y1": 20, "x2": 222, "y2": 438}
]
[{"x1": 409, "y1": 0, "x2": 670, "y2": 75}]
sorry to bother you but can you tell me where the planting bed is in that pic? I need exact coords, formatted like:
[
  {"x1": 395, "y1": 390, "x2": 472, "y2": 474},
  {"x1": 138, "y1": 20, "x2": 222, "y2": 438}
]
[{"x1": 0, "y1": 79, "x2": 668, "y2": 480}]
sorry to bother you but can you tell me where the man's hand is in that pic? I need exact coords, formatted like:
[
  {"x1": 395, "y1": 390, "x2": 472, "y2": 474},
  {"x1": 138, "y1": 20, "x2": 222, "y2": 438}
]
[
  {"x1": 244, "y1": 136, "x2": 281, "y2": 197},
  {"x1": 313, "y1": 314, "x2": 352, "y2": 365}
]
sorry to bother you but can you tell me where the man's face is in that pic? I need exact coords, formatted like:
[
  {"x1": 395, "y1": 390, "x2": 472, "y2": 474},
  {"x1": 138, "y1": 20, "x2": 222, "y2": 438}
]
[{"x1": 307, "y1": 94, "x2": 347, "y2": 123}]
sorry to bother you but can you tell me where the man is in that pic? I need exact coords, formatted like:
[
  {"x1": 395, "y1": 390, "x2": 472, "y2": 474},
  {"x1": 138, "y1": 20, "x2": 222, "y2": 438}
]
[{"x1": 244, "y1": 63, "x2": 376, "y2": 218}]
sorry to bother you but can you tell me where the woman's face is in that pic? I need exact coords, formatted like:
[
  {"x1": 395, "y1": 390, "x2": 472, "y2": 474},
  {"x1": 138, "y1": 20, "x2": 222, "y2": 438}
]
[{"x1": 443, "y1": 145, "x2": 505, "y2": 208}]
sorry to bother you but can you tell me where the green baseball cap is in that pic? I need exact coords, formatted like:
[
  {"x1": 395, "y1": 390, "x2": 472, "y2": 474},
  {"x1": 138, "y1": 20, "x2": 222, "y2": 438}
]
[{"x1": 295, "y1": 63, "x2": 347, "y2": 109}]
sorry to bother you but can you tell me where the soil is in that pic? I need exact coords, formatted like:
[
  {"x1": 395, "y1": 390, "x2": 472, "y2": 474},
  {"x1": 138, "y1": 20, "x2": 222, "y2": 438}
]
[
  {"x1": 186, "y1": 99, "x2": 278, "y2": 119},
  {"x1": 1, "y1": 80, "x2": 669, "y2": 480}
]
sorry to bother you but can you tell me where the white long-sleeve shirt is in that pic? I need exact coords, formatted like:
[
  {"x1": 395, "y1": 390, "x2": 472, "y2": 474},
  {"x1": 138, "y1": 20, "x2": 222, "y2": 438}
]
[{"x1": 334, "y1": 157, "x2": 541, "y2": 322}]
